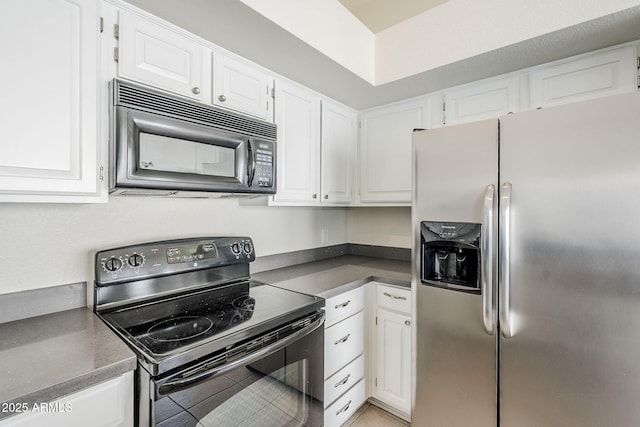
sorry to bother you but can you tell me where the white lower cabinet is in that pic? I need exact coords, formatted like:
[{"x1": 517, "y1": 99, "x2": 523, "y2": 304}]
[
  {"x1": 324, "y1": 289, "x2": 365, "y2": 426},
  {"x1": 324, "y1": 310, "x2": 365, "y2": 380},
  {"x1": 324, "y1": 380, "x2": 366, "y2": 427},
  {"x1": 325, "y1": 355, "x2": 365, "y2": 408},
  {"x1": 0, "y1": 372, "x2": 133, "y2": 427},
  {"x1": 323, "y1": 283, "x2": 413, "y2": 425},
  {"x1": 370, "y1": 283, "x2": 412, "y2": 419}
]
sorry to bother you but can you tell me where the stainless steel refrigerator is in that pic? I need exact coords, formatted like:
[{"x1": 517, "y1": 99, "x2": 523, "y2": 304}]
[{"x1": 411, "y1": 91, "x2": 640, "y2": 427}]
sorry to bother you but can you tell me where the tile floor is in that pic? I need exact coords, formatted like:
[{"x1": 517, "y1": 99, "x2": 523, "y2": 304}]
[{"x1": 343, "y1": 402, "x2": 410, "y2": 427}]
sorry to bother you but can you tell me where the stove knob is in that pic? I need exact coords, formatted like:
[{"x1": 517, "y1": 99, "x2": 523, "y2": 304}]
[
  {"x1": 104, "y1": 257, "x2": 123, "y2": 272},
  {"x1": 243, "y1": 242, "x2": 253, "y2": 254},
  {"x1": 231, "y1": 243, "x2": 241, "y2": 254},
  {"x1": 128, "y1": 254, "x2": 145, "y2": 268}
]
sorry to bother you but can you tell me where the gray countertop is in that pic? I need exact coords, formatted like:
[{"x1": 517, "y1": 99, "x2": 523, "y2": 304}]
[
  {"x1": 252, "y1": 255, "x2": 412, "y2": 298},
  {"x1": 0, "y1": 307, "x2": 136, "y2": 421}
]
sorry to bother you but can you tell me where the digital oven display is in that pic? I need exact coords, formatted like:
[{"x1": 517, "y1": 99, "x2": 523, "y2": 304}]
[{"x1": 167, "y1": 243, "x2": 218, "y2": 264}]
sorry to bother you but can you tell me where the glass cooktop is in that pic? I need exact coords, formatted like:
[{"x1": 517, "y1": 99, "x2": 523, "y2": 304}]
[{"x1": 100, "y1": 281, "x2": 323, "y2": 357}]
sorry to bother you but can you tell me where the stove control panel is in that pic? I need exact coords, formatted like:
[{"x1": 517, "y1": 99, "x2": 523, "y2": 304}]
[{"x1": 95, "y1": 237, "x2": 255, "y2": 285}]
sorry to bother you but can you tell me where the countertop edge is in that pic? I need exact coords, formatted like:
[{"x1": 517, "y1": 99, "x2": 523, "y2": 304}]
[{"x1": 317, "y1": 275, "x2": 410, "y2": 299}]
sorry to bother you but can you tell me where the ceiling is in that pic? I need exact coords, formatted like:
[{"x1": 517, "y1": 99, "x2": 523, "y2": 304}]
[
  {"x1": 338, "y1": 0, "x2": 451, "y2": 32},
  {"x1": 127, "y1": 0, "x2": 640, "y2": 109}
]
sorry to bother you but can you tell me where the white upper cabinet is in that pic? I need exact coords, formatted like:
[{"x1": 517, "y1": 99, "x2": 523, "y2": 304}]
[
  {"x1": 358, "y1": 99, "x2": 431, "y2": 205},
  {"x1": 0, "y1": 0, "x2": 104, "y2": 202},
  {"x1": 213, "y1": 53, "x2": 273, "y2": 121},
  {"x1": 444, "y1": 75, "x2": 520, "y2": 126},
  {"x1": 118, "y1": 10, "x2": 206, "y2": 101},
  {"x1": 529, "y1": 45, "x2": 638, "y2": 109},
  {"x1": 272, "y1": 80, "x2": 356, "y2": 206},
  {"x1": 272, "y1": 80, "x2": 321, "y2": 204},
  {"x1": 321, "y1": 100, "x2": 357, "y2": 204}
]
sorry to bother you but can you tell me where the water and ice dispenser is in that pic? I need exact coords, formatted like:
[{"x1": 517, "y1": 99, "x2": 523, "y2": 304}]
[{"x1": 420, "y1": 221, "x2": 482, "y2": 293}]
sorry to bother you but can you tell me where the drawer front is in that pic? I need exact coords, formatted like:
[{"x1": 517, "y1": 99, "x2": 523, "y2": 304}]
[
  {"x1": 324, "y1": 379, "x2": 366, "y2": 427},
  {"x1": 324, "y1": 286, "x2": 365, "y2": 328},
  {"x1": 324, "y1": 311, "x2": 364, "y2": 377},
  {"x1": 324, "y1": 355, "x2": 365, "y2": 408},
  {"x1": 376, "y1": 283, "x2": 411, "y2": 314}
]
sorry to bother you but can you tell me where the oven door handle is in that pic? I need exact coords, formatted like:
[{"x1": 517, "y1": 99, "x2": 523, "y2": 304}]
[{"x1": 157, "y1": 313, "x2": 324, "y2": 397}]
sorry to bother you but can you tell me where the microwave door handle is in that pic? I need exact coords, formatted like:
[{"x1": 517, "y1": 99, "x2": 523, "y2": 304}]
[{"x1": 247, "y1": 140, "x2": 256, "y2": 186}]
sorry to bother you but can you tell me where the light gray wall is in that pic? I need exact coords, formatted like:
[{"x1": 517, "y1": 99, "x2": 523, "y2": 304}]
[
  {"x1": 0, "y1": 197, "x2": 348, "y2": 297},
  {"x1": 348, "y1": 207, "x2": 412, "y2": 248}
]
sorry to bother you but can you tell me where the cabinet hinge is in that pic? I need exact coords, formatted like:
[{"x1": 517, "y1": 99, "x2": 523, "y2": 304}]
[
  {"x1": 99, "y1": 17, "x2": 104, "y2": 33},
  {"x1": 443, "y1": 101, "x2": 446, "y2": 126},
  {"x1": 271, "y1": 86, "x2": 275, "y2": 99},
  {"x1": 375, "y1": 378, "x2": 378, "y2": 387},
  {"x1": 114, "y1": 24, "x2": 120, "y2": 40},
  {"x1": 375, "y1": 316, "x2": 378, "y2": 325},
  {"x1": 114, "y1": 47, "x2": 119, "y2": 62},
  {"x1": 358, "y1": 120, "x2": 362, "y2": 129},
  {"x1": 99, "y1": 165, "x2": 104, "y2": 182}
]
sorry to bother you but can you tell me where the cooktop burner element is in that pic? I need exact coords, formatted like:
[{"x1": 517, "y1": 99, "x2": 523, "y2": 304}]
[
  {"x1": 147, "y1": 316, "x2": 214, "y2": 342},
  {"x1": 232, "y1": 295, "x2": 256, "y2": 311}
]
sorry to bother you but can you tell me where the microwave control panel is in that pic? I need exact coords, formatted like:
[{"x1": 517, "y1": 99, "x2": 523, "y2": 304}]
[{"x1": 254, "y1": 140, "x2": 274, "y2": 187}]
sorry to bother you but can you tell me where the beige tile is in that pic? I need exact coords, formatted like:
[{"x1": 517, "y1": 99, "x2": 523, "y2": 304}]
[{"x1": 344, "y1": 403, "x2": 410, "y2": 427}]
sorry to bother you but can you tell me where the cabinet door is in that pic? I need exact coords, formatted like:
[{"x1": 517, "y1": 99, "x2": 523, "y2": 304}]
[
  {"x1": 272, "y1": 81, "x2": 320, "y2": 204},
  {"x1": 0, "y1": 0, "x2": 102, "y2": 202},
  {"x1": 375, "y1": 308, "x2": 411, "y2": 414},
  {"x1": 321, "y1": 100, "x2": 356, "y2": 205},
  {"x1": 118, "y1": 11, "x2": 204, "y2": 101},
  {"x1": 213, "y1": 53, "x2": 273, "y2": 121},
  {"x1": 0, "y1": 372, "x2": 133, "y2": 427},
  {"x1": 324, "y1": 311, "x2": 365, "y2": 377},
  {"x1": 530, "y1": 45, "x2": 637, "y2": 109},
  {"x1": 359, "y1": 100, "x2": 430, "y2": 204},
  {"x1": 444, "y1": 76, "x2": 519, "y2": 126}
]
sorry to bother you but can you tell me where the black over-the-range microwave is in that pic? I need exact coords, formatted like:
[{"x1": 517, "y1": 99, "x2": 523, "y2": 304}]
[{"x1": 109, "y1": 79, "x2": 276, "y2": 197}]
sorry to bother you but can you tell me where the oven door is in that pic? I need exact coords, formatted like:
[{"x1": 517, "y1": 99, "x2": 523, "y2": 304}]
[{"x1": 147, "y1": 312, "x2": 324, "y2": 427}]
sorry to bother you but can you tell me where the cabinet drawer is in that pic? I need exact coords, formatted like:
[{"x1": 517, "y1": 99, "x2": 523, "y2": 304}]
[
  {"x1": 324, "y1": 355, "x2": 365, "y2": 408},
  {"x1": 324, "y1": 311, "x2": 364, "y2": 377},
  {"x1": 324, "y1": 286, "x2": 364, "y2": 328},
  {"x1": 377, "y1": 284, "x2": 411, "y2": 314},
  {"x1": 324, "y1": 379, "x2": 366, "y2": 427}
]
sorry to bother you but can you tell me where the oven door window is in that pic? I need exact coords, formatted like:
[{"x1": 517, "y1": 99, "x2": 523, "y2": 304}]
[{"x1": 156, "y1": 349, "x2": 319, "y2": 427}]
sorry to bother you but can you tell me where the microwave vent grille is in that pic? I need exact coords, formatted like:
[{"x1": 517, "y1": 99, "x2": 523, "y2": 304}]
[{"x1": 116, "y1": 82, "x2": 276, "y2": 141}]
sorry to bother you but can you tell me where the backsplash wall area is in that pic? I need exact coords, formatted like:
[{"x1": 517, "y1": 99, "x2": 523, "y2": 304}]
[
  {"x1": 347, "y1": 207, "x2": 412, "y2": 249},
  {"x1": 0, "y1": 197, "x2": 349, "y2": 297}
]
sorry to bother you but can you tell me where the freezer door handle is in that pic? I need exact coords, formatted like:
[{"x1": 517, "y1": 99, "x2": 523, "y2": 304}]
[
  {"x1": 482, "y1": 184, "x2": 496, "y2": 335},
  {"x1": 499, "y1": 182, "x2": 513, "y2": 338}
]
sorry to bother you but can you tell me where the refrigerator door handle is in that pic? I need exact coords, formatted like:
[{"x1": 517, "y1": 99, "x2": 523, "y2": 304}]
[
  {"x1": 482, "y1": 184, "x2": 496, "y2": 335},
  {"x1": 499, "y1": 182, "x2": 513, "y2": 338}
]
